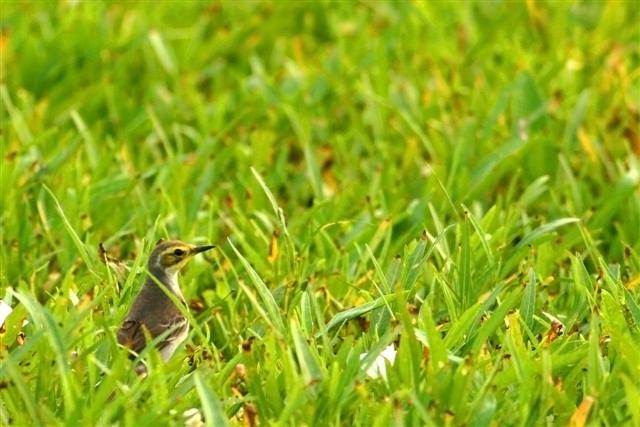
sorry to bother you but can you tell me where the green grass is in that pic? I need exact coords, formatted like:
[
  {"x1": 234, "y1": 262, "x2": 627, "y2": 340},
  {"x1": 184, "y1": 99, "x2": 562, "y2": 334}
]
[{"x1": 1, "y1": 1, "x2": 639, "y2": 426}]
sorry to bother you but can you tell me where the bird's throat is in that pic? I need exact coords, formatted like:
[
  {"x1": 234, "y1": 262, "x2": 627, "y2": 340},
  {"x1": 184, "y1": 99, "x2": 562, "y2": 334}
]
[{"x1": 148, "y1": 265, "x2": 184, "y2": 300}]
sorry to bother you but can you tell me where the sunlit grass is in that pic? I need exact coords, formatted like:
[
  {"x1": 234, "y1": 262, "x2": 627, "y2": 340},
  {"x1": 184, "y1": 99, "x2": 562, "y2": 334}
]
[{"x1": 1, "y1": 1, "x2": 639, "y2": 426}]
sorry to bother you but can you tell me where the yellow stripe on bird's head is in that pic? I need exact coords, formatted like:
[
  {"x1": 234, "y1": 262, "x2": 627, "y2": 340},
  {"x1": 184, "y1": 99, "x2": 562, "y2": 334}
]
[{"x1": 149, "y1": 239, "x2": 215, "y2": 273}]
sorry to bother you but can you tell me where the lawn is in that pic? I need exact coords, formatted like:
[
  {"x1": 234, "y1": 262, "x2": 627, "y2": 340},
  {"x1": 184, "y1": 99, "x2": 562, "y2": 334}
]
[{"x1": 1, "y1": 1, "x2": 639, "y2": 426}]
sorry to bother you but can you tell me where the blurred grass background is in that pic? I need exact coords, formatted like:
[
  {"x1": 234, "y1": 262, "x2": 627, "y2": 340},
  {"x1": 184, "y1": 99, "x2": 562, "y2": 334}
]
[{"x1": 1, "y1": 1, "x2": 639, "y2": 426}]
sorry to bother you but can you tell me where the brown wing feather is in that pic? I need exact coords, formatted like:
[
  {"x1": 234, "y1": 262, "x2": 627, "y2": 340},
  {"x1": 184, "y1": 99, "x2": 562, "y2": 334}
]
[
  {"x1": 117, "y1": 319, "x2": 147, "y2": 354},
  {"x1": 117, "y1": 315, "x2": 187, "y2": 355}
]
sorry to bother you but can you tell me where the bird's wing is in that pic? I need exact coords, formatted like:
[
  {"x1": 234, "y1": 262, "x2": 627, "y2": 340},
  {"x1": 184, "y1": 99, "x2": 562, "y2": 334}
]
[
  {"x1": 117, "y1": 319, "x2": 147, "y2": 354},
  {"x1": 149, "y1": 316, "x2": 189, "y2": 352},
  {"x1": 117, "y1": 314, "x2": 187, "y2": 355}
]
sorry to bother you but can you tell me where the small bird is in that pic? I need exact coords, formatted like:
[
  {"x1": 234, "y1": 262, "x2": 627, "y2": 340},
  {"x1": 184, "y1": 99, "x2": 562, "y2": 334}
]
[{"x1": 117, "y1": 239, "x2": 214, "y2": 371}]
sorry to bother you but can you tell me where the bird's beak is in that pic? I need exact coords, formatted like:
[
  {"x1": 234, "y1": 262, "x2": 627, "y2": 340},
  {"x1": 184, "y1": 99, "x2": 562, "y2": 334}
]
[{"x1": 192, "y1": 245, "x2": 215, "y2": 254}]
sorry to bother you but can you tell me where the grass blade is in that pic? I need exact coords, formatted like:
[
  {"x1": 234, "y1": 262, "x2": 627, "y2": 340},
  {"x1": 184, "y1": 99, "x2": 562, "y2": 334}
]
[
  {"x1": 290, "y1": 318, "x2": 323, "y2": 384},
  {"x1": 194, "y1": 372, "x2": 230, "y2": 427},
  {"x1": 320, "y1": 293, "x2": 399, "y2": 336},
  {"x1": 228, "y1": 238, "x2": 286, "y2": 335},
  {"x1": 515, "y1": 217, "x2": 580, "y2": 250},
  {"x1": 10, "y1": 290, "x2": 78, "y2": 419},
  {"x1": 520, "y1": 268, "x2": 537, "y2": 332},
  {"x1": 42, "y1": 184, "x2": 98, "y2": 275}
]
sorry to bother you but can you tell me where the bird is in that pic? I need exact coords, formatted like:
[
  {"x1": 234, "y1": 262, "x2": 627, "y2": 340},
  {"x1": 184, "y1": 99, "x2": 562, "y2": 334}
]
[{"x1": 117, "y1": 239, "x2": 214, "y2": 372}]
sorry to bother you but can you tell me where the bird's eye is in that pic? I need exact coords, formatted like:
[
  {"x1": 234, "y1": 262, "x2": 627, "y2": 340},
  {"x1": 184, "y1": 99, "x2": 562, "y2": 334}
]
[{"x1": 174, "y1": 249, "x2": 185, "y2": 256}]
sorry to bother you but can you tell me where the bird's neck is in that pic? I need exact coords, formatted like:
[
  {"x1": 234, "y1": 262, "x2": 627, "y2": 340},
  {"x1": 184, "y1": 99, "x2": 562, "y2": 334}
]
[{"x1": 147, "y1": 263, "x2": 183, "y2": 299}]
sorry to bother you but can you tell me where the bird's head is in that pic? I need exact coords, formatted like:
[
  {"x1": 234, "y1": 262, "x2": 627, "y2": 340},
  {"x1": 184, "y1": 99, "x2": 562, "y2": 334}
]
[{"x1": 148, "y1": 239, "x2": 215, "y2": 275}]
